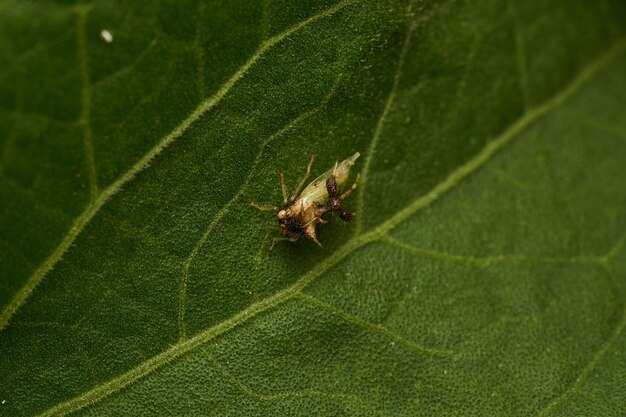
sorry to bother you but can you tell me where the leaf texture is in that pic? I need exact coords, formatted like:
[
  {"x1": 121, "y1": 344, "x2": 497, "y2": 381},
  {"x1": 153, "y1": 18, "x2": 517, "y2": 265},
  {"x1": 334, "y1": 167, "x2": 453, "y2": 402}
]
[{"x1": 0, "y1": 0, "x2": 625, "y2": 416}]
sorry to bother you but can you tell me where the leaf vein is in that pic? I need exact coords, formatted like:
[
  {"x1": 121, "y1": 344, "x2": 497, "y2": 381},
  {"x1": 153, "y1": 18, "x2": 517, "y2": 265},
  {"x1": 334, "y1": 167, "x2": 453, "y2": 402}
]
[
  {"x1": 0, "y1": 0, "x2": 359, "y2": 332},
  {"x1": 354, "y1": 3, "x2": 415, "y2": 235},
  {"x1": 33, "y1": 31, "x2": 626, "y2": 417},
  {"x1": 91, "y1": 37, "x2": 160, "y2": 89},
  {"x1": 507, "y1": 0, "x2": 531, "y2": 109},
  {"x1": 0, "y1": 70, "x2": 22, "y2": 179},
  {"x1": 295, "y1": 292, "x2": 456, "y2": 358},
  {"x1": 535, "y1": 267, "x2": 626, "y2": 417},
  {"x1": 453, "y1": 28, "x2": 483, "y2": 106},
  {"x1": 603, "y1": 232, "x2": 626, "y2": 263},
  {"x1": 76, "y1": 4, "x2": 98, "y2": 200},
  {"x1": 201, "y1": 348, "x2": 381, "y2": 412},
  {"x1": 177, "y1": 77, "x2": 343, "y2": 340},
  {"x1": 368, "y1": 40, "x2": 626, "y2": 236},
  {"x1": 574, "y1": 111, "x2": 626, "y2": 140},
  {"x1": 383, "y1": 236, "x2": 605, "y2": 268},
  {"x1": 193, "y1": 1, "x2": 207, "y2": 97}
]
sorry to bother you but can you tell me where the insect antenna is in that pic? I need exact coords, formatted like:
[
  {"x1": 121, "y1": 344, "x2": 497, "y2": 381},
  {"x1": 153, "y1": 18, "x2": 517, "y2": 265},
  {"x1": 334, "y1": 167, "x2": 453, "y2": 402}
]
[
  {"x1": 289, "y1": 155, "x2": 315, "y2": 202},
  {"x1": 279, "y1": 172, "x2": 288, "y2": 205},
  {"x1": 338, "y1": 173, "x2": 359, "y2": 201},
  {"x1": 250, "y1": 203, "x2": 277, "y2": 212},
  {"x1": 269, "y1": 237, "x2": 291, "y2": 252}
]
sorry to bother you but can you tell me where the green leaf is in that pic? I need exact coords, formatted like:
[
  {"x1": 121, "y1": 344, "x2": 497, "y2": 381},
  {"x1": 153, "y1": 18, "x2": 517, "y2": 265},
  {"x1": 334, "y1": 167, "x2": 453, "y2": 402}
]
[{"x1": 1, "y1": 0, "x2": 625, "y2": 415}]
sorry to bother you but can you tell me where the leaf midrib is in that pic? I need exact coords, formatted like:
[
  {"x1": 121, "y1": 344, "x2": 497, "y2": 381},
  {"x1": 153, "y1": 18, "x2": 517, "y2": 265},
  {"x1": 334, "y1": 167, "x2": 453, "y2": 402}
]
[
  {"x1": 0, "y1": 0, "x2": 359, "y2": 331},
  {"x1": 36, "y1": 38, "x2": 626, "y2": 417}
]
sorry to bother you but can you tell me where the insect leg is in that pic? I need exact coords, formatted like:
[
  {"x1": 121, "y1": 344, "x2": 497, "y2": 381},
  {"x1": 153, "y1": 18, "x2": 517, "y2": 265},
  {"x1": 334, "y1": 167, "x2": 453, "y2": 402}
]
[
  {"x1": 289, "y1": 155, "x2": 315, "y2": 202},
  {"x1": 325, "y1": 174, "x2": 338, "y2": 198},
  {"x1": 250, "y1": 202, "x2": 277, "y2": 212},
  {"x1": 338, "y1": 211, "x2": 353, "y2": 222},
  {"x1": 328, "y1": 173, "x2": 358, "y2": 221},
  {"x1": 338, "y1": 173, "x2": 359, "y2": 201},
  {"x1": 269, "y1": 236, "x2": 292, "y2": 252}
]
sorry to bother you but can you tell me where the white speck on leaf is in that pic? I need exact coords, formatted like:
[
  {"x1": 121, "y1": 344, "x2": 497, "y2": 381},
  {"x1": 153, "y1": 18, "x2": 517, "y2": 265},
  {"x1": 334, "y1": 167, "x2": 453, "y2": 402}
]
[
  {"x1": 100, "y1": 30, "x2": 113, "y2": 43},
  {"x1": 1, "y1": 400, "x2": 6, "y2": 404}
]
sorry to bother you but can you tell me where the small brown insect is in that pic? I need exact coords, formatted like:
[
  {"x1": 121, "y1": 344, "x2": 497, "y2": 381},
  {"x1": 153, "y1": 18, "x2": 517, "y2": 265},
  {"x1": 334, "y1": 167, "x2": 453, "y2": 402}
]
[{"x1": 252, "y1": 152, "x2": 360, "y2": 251}]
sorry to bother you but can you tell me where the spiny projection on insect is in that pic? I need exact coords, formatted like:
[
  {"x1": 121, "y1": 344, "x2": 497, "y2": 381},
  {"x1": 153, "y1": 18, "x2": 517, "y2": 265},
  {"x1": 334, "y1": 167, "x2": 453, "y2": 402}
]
[{"x1": 252, "y1": 152, "x2": 360, "y2": 251}]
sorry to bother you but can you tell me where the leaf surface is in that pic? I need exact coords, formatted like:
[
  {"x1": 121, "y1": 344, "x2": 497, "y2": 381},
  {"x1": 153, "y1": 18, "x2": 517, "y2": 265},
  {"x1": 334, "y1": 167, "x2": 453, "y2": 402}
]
[{"x1": 1, "y1": 0, "x2": 626, "y2": 416}]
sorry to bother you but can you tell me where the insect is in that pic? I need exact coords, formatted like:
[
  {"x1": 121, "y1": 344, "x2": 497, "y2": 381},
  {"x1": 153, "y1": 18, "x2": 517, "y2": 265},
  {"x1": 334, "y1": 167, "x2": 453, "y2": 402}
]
[{"x1": 252, "y1": 152, "x2": 360, "y2": 251}]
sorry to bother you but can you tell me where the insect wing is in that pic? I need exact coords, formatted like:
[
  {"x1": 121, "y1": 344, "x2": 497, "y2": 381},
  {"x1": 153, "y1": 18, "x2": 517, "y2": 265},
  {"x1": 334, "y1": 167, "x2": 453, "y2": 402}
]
[{"x1": 299, "y1": 152, "x2": 360, "y2": 204}]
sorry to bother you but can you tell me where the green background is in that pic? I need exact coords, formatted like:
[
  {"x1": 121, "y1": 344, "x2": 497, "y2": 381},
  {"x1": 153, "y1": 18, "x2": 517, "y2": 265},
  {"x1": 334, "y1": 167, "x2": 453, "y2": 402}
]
[{"x1": 1, "y1": 0, "x2": 625, "y2": 415}]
